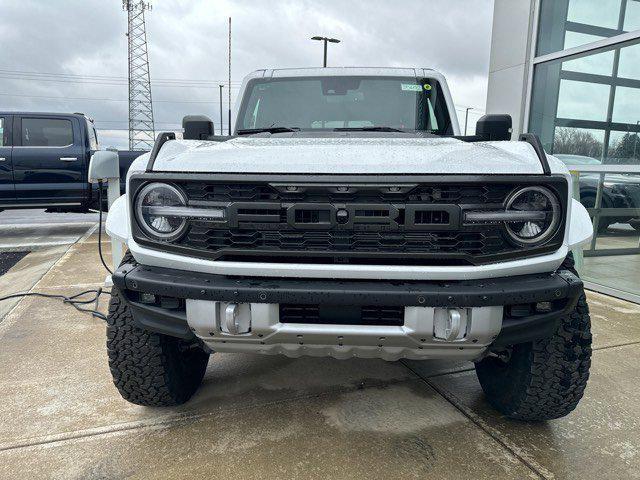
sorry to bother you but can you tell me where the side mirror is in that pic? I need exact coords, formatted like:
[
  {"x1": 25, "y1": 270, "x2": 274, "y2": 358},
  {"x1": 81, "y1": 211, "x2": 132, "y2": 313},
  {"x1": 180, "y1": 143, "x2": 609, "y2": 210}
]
[
  {"x1": 183, "y1": 115, "x2": 214, "y2": 140},
  {"x1": 88, "y1": 150, "x2": 119, "y2": 183},
  {"x1": 475, "y1": 114, "x2": 512, "y2": 141}
]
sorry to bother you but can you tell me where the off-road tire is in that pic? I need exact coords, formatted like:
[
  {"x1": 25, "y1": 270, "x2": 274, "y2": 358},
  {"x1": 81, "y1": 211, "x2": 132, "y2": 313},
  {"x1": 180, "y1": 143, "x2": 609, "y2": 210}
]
[
  {"x1": 475, "y1": 254, "x2": 592, "y2": 421},
  {"x1": 106, "y1": 253, "x2": 210, "y2": 406}
]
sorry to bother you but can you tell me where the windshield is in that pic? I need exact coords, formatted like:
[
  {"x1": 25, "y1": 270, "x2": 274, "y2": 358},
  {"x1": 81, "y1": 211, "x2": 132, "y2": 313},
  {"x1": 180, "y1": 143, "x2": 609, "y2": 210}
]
[{"x1": 237, "y1": 76, "x2": 453, "y2": 135}]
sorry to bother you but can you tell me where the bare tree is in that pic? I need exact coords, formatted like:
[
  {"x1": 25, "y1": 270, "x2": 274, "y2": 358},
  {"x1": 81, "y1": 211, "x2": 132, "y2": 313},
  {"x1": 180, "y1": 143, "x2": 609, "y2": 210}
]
[
  {"x1": 609, "y1": 132, "x2": 640, "y2": 164},
  {"x1": 552, "y1": 127, "x2": 603, "y2": 159}
]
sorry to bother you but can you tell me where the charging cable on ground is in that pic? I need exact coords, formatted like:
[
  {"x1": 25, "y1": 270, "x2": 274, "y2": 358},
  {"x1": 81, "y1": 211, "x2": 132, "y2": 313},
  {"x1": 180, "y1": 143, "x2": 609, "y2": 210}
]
[
  {"x1": 0, "y1": 182, "x2": 116, "y2": 321},
  {"x1": 0, "y1": 289, "x2": 110, "y2": 321}
]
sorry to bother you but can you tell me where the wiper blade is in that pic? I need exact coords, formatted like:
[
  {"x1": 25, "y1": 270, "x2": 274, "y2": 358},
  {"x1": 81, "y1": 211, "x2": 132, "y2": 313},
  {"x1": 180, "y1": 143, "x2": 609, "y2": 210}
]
[
  {"x1": 333, "y1": 126, "x2": 406, "y2": 132},
  {"x1": 236, "y1": 126, "x2": 301, "y2": 135}
]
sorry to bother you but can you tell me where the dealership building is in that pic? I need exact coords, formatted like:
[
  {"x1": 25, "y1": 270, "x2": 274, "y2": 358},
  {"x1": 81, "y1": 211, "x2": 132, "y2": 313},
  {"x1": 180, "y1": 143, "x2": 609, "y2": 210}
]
[{"x1": 488, "y1": 0, "x2": 640, "y2": 302}]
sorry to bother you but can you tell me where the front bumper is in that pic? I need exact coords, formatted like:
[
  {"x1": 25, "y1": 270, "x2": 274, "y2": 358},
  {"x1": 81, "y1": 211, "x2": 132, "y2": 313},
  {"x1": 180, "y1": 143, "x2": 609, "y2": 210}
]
[{"x1": 112, "y1": 264, "x2": 583, "y2": 361}]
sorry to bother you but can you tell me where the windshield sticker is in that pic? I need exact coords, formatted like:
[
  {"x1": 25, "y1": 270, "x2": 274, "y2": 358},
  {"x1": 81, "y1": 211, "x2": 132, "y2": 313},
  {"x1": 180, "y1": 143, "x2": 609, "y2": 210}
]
[
  {"x1": 423, "y1": 83, "x2": 432, "y2": 91},
  {"x1": 401, "y1": 83, "x2": 422, "y2": 92}
]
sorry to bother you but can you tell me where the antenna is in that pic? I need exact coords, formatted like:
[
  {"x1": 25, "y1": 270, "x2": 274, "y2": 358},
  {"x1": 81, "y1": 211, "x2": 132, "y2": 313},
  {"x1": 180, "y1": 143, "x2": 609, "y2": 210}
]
[
  {"x1": 123, "y1": 0, "x2": 155, "y2": 150},
  {"x1": 228, "y1": 17, "x2": 232, "y2": 136}
]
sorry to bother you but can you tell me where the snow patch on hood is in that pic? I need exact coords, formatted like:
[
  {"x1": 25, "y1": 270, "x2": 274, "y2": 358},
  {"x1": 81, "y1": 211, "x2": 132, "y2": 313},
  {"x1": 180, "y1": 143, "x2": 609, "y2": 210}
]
[{"x1": 151, "y1": 136, "x2": 551, "y2": 175}]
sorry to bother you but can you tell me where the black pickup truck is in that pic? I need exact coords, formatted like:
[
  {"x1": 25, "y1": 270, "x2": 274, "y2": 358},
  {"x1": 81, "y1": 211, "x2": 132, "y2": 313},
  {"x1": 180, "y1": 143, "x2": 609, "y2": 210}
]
[{"x1": 0, "y1": 112, "x2": 144, "y2": 212}]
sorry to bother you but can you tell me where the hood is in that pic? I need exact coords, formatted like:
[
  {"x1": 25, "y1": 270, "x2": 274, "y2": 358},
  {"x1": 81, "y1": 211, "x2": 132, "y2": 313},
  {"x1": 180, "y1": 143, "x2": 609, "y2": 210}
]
[{"x1": 151, "y1": 136, "x2": 551, "y2": 175}]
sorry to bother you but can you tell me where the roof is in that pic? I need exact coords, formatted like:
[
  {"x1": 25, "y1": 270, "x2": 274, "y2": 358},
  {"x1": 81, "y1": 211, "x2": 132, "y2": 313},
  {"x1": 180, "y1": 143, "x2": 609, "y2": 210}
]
[
  {"x1": 0, "y1": 111, "x2": 88, "y2": 118},
  {"x1": 242, "y1": 67, "x2": 444, "y2": 81}
]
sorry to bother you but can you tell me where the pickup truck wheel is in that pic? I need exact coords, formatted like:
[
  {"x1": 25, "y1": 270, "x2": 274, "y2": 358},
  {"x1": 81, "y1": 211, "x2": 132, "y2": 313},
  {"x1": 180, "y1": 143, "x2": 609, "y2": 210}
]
[
  {"x1": 106, "y1": 253, "x2": 209, "y2": 407},
  {"x1": 474, "y1": 255, "x2": 592, "y2": 421}
]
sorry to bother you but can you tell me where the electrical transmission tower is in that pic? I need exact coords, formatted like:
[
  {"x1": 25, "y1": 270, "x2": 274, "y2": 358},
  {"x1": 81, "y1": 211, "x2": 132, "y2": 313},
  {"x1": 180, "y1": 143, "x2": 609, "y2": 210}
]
[{"x1": 123, "y1": 0, "x2": 155, "y2": 150}]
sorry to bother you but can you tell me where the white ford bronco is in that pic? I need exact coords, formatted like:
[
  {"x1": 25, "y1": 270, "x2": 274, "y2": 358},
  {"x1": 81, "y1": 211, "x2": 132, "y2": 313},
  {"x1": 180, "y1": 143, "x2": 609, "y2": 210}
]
[{"x1": 105, "y1": 67, "x2": 593, "y2": 421}]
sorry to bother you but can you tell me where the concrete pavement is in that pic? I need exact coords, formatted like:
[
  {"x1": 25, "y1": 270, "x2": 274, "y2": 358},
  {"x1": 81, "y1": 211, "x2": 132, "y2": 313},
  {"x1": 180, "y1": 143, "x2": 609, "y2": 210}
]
[
  {"x1": 0, "y1": 238, "x2": 638, "y2": 479},
  {"x1": 0, "y1": 209, "x2": 98, "y2": 252}
]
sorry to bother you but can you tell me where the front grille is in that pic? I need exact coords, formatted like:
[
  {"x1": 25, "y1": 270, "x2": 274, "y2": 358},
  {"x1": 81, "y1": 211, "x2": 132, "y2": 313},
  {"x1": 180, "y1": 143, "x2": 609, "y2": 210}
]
[
  {"x1": 131, "y1": 176, "x2": 568, "y2": 266},
  {"x1": 279, "y1": 304, "x2": 404, "y2": 326},
  {"x1": 183, "y1": 225, "x2": 506, "y2": 258},
  {"x1": 174, "y1": 181, "x2": 515, "y2": 263}
]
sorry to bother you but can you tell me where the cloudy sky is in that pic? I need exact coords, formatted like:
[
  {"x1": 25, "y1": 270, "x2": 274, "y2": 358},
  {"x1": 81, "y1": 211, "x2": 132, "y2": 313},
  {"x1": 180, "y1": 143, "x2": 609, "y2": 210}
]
[{"x1": 0, "y1": 0, "x2": 494, "y2": 149}]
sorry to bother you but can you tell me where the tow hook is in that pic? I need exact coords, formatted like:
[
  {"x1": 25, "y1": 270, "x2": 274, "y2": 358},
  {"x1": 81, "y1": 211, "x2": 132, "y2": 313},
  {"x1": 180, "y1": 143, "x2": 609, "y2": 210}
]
[
  {"x1": 433, "y1": 308, "x2": 468, "y2": 341},
  {"x1": 221, "y1": 303, "x2": 252, "y2": 335}
]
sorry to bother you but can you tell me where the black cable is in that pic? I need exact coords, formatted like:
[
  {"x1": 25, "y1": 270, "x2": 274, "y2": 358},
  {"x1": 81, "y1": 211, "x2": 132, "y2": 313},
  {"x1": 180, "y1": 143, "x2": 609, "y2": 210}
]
[
  {"x1": 0, "y1": 184, "x2": 117, "y2": 321},
  {"x1": 0, "y1": 184, "x2": 118, "y2": 321},
  {"x1": 97, "y1": 181, "x2": 113, "y2": 275},
  {"x1": 0, "y1": 289, "x2": 111, "y2": 321}
]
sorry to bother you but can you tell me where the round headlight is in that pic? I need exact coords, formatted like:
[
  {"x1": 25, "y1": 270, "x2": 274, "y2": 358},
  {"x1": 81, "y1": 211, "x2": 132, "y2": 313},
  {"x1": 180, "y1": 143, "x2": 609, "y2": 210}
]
[
  {"x1": 505, "y1": 186, "x2": 560, "y2": 246},
  {"x1": 135, "y1": 183, "x2": 187, "y2": 241}
]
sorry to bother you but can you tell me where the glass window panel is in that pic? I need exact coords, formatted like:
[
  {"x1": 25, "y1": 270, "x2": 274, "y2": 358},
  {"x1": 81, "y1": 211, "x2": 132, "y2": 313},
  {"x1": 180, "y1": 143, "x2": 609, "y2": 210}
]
[
  {"x1": 531, "y1": 41, "x2": 640, "y2": 168},
  {"x1": 553, "y1": 127, "x2": 605, "y2": 159},
  {"x1": 608, "y1": 130, "x2": 640, "y2": 164},
  {"x1": 625, "y1": 0, "x2": 640, "y2": 31},
  {"x1": 562, "y1": 32, "x2": 615, "y2": 75},
  {"x1": 0, "y1": 118, "x2": 4, "y2": 147},
  {"x1": 563, "y1": 30, "x2": 602, "y2": 49},
  {"x1": 537, "y1": 0, "x2": 624, "y2": 55},
  {"x1": 567, "y1": 0, "x2": 622, "y2": 29},
  {"x1": 557, "y1": 79, "x2": 610, "y2": 121},
  {"x1": 618, "y1": 42, "x2": 640, "y2": 80},
  {"x1": 581, "y1": 169, "x2": 640, "y2": 299},
  {"x1": 612, "y1": 87, "x2": 640, "y2": 124}
]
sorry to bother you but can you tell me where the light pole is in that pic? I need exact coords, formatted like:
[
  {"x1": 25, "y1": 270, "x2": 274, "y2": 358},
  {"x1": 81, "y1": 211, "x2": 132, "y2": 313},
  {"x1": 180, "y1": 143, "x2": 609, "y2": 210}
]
[
  {"x1": 219, "y1": 84, "x2": 224, "y2": 135},
  {"x1": 464, "y1": 107, "x2": 473, "y2": 136},
  {"x1": 311, "y1": 36, "x2": 340, "y2": 67}
]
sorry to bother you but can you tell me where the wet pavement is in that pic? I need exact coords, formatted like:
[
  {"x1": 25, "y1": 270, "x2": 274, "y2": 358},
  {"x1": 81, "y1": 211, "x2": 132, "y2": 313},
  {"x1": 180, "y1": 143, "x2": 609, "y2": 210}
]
[
  {"x1": 0, "y1": 238, "x2": 638, "y2": 479},
  {"x1": 0, "y1": 209, "x2": 98, "y2": 252}
]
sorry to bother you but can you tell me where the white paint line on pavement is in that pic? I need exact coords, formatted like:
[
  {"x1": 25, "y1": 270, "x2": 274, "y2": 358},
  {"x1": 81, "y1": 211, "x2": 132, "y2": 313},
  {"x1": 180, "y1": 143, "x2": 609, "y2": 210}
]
[
  {"x1": 0, "y1": 221, "x2": 100, "y2": 252},
  {"x1": 0, "y1": 222, "x2": 97, "y2": 230},
  {"x1": 0, "y1": 241, "x2": 76, "y2": 250}
]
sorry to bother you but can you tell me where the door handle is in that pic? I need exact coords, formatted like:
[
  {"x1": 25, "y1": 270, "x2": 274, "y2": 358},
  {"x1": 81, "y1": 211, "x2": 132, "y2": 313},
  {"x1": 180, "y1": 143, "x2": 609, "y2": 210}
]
[
  {"x1": 60, "y1": 157, "x2": 78, "y2": 162},
  {"x1": 0, "y1": 157, "x2": 5, "y2": 162}
]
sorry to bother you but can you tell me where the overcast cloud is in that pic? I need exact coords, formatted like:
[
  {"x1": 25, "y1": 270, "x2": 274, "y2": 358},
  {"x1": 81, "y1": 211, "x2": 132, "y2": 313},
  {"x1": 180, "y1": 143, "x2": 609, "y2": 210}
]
[{"x1": 0, "y1": 0, "x2": 494, "y2": 149}]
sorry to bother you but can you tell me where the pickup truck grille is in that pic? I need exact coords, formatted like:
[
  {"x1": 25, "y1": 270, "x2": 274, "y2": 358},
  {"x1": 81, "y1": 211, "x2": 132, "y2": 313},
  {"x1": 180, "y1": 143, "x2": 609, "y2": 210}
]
[
  {"x1": 130, "y1": 176, "x2": 568, "y2": 266},
  {"x1": 182, "y1": 225, "x2": 506, "y2": 262}
]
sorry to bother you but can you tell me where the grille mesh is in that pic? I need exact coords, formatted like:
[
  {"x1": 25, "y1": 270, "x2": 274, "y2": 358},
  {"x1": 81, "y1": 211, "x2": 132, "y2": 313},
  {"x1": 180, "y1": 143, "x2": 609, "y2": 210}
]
[
  {"x1": 181, "y1": 182, "x2": 513, "y2": 205},
  {"x1": 183, "y1": 225, "x2": 506, "y2": 257}
]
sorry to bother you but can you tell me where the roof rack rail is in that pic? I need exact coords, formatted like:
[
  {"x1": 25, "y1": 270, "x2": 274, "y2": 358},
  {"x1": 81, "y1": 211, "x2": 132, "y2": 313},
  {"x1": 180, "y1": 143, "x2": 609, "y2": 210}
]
[
  {"x1": 146, "y1": 132, "x2": 176, "y2": 171},
  {"x1": 519, "y1": 133, "x2": 551, "y2": 175}
]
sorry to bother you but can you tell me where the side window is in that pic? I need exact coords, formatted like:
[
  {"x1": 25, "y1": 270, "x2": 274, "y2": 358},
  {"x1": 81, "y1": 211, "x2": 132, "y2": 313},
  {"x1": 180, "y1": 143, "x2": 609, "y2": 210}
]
[
  {"x1": 0, "y1": 117, "x2": 4, "y2": 147},
  {"x1": 21, "y1": 118, "x2": 73, "y2": 147}
]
